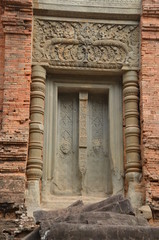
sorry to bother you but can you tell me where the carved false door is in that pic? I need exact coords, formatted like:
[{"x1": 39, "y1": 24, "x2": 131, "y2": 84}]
[
  {"x1": 52, "y1": 93, "x2": 81, "y2": 195},
  {"x1": 86, "y1": 94, "x2": 111, "y2": 196},
  {"x1": 52, "y1": 92, "x2": 111, "y2": 197}
]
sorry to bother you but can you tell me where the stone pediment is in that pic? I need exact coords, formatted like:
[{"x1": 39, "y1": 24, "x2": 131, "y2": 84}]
[{"x1": 33, "y1": 17, "x2": 139, "y2": 71}]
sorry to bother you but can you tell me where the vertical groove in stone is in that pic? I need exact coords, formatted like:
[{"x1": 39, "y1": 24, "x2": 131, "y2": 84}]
[
  {"x1": 79, "y1": 92, "x2": 88, "y2": 194},
  {"x1": 27, "y1": 65, "x2": 46, "y2": 180},
  {"x1": 123, "y1": 71, "x2": 141, "y2": 179}
]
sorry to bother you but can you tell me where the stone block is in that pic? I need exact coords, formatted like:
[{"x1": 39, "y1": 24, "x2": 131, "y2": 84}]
[
  {"x1": 139, "y1": 205, "x2": 152, "y2": 220},
  {"x1": 33, "y1": 196, "x2": 159, "y2": 240}
]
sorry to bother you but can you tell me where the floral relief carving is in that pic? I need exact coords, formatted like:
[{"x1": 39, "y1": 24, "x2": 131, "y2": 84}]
[
  {"x1": 33, "y1": 18, "x2": 139, "y2": 70},
  {"x1": 60, "y1": 140, "x2": 71, "y2": 154}
]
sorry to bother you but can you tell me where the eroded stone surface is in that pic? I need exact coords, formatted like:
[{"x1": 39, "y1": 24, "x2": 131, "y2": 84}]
[
  {"x1": 139, "y1": 205, "x2": 153, "y2": 220},
  {"x1": 33, "y1": 0, "x2": 141, "y2": 20},
  {"x1": 44, "y1": 223, "x2": 159, "y2": 240}
]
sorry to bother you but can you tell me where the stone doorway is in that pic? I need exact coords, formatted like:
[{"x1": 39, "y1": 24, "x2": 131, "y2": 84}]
[
  {"x1": 27, "y1": 13, "x2": 141, "y2": 212},
  {"x1": 41, "y1": 74, "x2": 123, "y2": 208}
]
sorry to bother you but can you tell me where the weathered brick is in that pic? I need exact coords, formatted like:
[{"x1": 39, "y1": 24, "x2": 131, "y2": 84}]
[
  {"x1": 140, "y1": 0, "x2": 159, "y2": 216},
  {"x1": 0, "y1": 0, "x2": 159, "y2": 237},
  {"x1": 0, "y1": 1, "x2": 33, "y2": 238}
]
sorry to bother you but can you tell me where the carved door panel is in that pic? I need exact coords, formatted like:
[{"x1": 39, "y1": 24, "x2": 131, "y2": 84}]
[
  {"x1": 52, "y1": 93, "x2": 81, "y2": 195},
  {"x1": 86, "y1": 94, "x2": 111, "y2": 196},
  {"x1": 43, "y1": 77, "x2": 123, "y2": 202},
  {"x1": 52, "y1": 91, "x2": 111, "y2": 197}
]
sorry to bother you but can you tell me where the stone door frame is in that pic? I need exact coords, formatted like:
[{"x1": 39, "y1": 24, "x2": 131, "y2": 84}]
[
  {"x1": 41, "y1": 74, "x2": 123, "y2": 204},
  {"x1": 26, "y1": 15, "x2": 142, "y2": 213}
]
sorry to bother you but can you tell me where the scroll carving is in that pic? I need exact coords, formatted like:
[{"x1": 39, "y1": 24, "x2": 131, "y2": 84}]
[{"x1": 33, "y1": 18, "x2": 139, "y2": 70}]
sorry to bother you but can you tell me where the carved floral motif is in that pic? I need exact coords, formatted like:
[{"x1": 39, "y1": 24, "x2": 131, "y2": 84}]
[
  {"x1": 59, "y1": 97, "x2": 74, "y2": 157},
  {"x1": 33, "y1": 18, "x2": 139, "y2": 70},
  {"x1": 60, "y1": 141, "x2": 71, "y2": 154}
]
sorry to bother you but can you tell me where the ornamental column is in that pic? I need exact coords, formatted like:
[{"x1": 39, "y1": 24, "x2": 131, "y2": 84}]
[
  {"x1": 26, "y1": 65, "x2": 46, "y2": 215},
  {"x1": 123, "y1": 70, "x2": 143, "y2": 208}
]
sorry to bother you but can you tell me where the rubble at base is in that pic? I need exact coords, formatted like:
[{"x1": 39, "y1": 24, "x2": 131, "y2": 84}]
[{"x1": 23, "y1": 195, "x2": 159, "y2": 240}]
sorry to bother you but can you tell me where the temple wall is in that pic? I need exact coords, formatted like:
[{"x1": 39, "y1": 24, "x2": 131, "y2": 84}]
[
  {"x1": 140, "y1": 0, "x2": 159, "y2": 221},
  {"x1": 0, "y1": 0, "x2": 159, "y2": 238},
  {"x1": 0, "y1": 1, "x2": 34, "y2": 239}
]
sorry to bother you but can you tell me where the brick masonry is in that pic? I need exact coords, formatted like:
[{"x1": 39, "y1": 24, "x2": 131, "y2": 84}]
[
  {"x1": 0, "y1": 0, "x2": 159, "y2": 238},
  {"x1": 0, "y1": 0, "x2": 34, "y2": 239},
  {"x1": 140, "y1": 0, "x2": 159, "y2": 220},
  {"x1": 0, "y1": 4, "x2": 4, "y2": 130}
]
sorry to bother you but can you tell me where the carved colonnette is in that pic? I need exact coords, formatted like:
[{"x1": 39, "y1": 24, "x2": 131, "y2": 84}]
[
  {"x1": 27, "y1": 66, "x2": 46, "y2": 180},
  {"x1": 123, "y1": 71, "x2": 142, "y2": 207},
  {"x1": 26, "y1": 66, "x2": 46, "y2": 214},
  {"x1": 123, "y1": 71, "x2": 141, "y2": 176}
]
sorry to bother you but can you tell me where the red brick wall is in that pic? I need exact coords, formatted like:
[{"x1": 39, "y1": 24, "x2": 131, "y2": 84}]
[
  {"x1": 140, "y1": 0, "x2": 159, "y2": 219},
  {"x1": 0, "y1": 0, "x2": 33, "y2": 238},
  {"x1": 0, "y1": 0, "x2": 32, "y2": 203},
  {"x1": 0, "y1": 5, "x2": 4, "y2": 129},
  {"x1": 0, "y1": 0, "x2": 158, "y2": 236}
]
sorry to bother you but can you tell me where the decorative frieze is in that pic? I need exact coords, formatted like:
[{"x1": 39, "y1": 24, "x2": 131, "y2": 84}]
[{"x1": 33, "y1": 18, "x2": 139, "y2": 70}]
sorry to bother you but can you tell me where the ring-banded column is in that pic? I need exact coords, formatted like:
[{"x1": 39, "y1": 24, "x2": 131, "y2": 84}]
[
  {"x1": 26, "y1": 65, "x2": 46, "y2": 214},
  {"x1": 123, "y1": 71, "x2": 142, "y2": 208}
]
